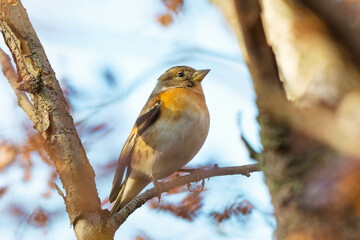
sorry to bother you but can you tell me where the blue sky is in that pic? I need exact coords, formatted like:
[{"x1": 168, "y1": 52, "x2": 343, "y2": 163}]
[{"x1": 0, "y1": 0, "x2": 274, "y2": 239}]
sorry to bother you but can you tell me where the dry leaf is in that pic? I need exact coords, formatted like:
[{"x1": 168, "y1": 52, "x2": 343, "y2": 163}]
[
  {"x1": 0, "y1": 144, "x2": 17, "y2": 171},
  {"x1": 161, "y1": 0, "x2": 183, "y2": 13},
  {"x1": 157, "y1": 13, "x2": 173, "y2": 27},
  {"x1": 150, "y1": 187, "x2": 204, "y2": 221},
  {"x1": 210, "y1": 199, "x2": 253, "y2": 224}
]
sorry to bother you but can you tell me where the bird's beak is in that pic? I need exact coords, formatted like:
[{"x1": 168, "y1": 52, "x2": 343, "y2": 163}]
[{"x1": 193, "y1": 69, "x2": 210, "y2": 82}]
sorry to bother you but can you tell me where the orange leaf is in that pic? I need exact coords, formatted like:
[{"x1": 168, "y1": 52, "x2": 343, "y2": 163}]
[
  {"x1": 0, "y1": 186, "x2": 8, "y2": 198},
  {"x1": 27, "y1": 208, "x2": 48, "y2": 228},
  {"x1": 161, "y1": 0, "x2": 183, "y2": 13},
  {"x1": 157, "y1": 13, "x2": 173, "y2": 27},
  {"x1": 0, "y1": 144, "x2": 17, "y2": 171}
]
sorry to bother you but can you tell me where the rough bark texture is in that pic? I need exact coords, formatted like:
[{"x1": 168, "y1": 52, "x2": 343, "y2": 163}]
[
  {"x1": 214, "y1": 0, "x2": 360, "y2": 239},
  {"x1": 0, "y1": 2, "x2": 106, "y2": 239}
]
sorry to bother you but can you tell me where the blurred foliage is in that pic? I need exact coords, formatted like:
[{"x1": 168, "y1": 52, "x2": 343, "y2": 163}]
[
  {"x1": 149, "y1": 186, "x2": 204, "y2": 221},
  {"x1": 157, "y1": 0, "x2": 184, "y2": 27},
  {"x1": 210, "y1": 199, "x2": 253, "y2": 224},
  {"x1": 0, "y1": 75, "x2": 114, "y2": 233}
]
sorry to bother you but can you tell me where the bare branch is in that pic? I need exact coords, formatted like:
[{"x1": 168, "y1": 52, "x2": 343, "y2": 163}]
[
  {"x1": 241, "y1": 135, "x2": 258, "y2": 160},
  {"x1": 0, "y1": 2, "x2": 102, "y2": 239},
  {"x1": 107, "y1": 163, "x2": 261, "y2": 231},
  {"x1": 0, "y1": 48, "x2": 37, "y2": 125},
  {"x1": 55, "y1": 183, "x2": 66, "y2": 201}
]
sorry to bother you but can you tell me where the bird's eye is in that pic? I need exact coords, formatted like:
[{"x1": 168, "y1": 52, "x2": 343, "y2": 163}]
[{"x1": 177, "y1": 72, "x2": 184, "y2": 78}]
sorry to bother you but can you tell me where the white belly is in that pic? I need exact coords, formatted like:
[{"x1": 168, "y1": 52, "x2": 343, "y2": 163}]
[{"x1": 154, "y1": 110, "x2": 209, "y2": 179}]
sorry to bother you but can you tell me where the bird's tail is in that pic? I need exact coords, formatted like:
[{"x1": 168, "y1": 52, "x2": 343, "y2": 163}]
[{"x1": 110, "y1": 178, "x2": 149, "y2": 215}]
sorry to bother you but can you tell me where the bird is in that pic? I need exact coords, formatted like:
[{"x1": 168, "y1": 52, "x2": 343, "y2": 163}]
[{"x1": 109, "y1": 65, "x2": 210, "y2": 215}]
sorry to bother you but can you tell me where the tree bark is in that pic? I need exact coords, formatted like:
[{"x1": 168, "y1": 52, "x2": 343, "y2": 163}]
[
  {"x1": 0, "y1": 2, "x2": 107, "y2": 239},
  {"x1": 214, "y1": 0, "x2": 360, "y2": 239}
]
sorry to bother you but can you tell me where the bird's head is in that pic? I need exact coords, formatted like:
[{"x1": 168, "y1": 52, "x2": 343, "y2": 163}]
[{"x1": 156, "y1": 66, "x2": 210, "y2": 91}]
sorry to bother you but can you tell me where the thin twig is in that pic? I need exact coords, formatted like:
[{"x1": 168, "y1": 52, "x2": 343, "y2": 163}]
[
  {"x1": 0, "y1": 48, "x2": 37, "y2": 124},
  {"x1": 107, "y1": 163, "x2": 260, "y2": 230},
  {"x1": 241, "y1": 135, "x2": 258, "y2": 160},
  {"x1": 55, "y1": 183, "x2": 66, "y2": 201}
]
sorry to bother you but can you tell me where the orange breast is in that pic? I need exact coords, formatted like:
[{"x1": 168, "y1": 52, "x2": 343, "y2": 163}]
[
  {"x1": 158, "y1": 87, "x2": 206, "y2": 114},
  {"x1": 159, "y1": 88, "x2": 186, "y2": 111}
]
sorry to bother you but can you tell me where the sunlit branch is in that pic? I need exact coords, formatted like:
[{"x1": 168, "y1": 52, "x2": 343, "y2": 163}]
[
  {"x1": 0, "y1": 48, "x2": 37, "y2": 127},
  {"x1": 0, "y1": 3, "x2": 102, "y2": 239},
  {"x1": 107, "y1": 163, "x2": 260, "y2": 230}
]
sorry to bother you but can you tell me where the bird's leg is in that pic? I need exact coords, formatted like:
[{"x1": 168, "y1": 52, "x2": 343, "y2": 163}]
[
  {"x1": 151, "y1": 174, "x2": 163, "y2": 203},
  {"x1": 196, "y1": 168, "x2": 206, "y2": 191}
]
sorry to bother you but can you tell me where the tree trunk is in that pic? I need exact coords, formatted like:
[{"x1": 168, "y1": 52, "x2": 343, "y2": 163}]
[
  {"x1": 0, "y1": 2, "x2": 109, "y2": 239},
  {"x1": 214, "y1": 0, "x2": 360, "y2": 239}
]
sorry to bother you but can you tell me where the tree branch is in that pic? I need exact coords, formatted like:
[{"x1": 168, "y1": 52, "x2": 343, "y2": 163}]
[
  {"x1": 0, "y1": 48, "x2": 37, "y2": 125},
  {"x1": 0, "y1": 2, "x2": 102, "y2": 239},
  {"x1": 223, "y1": 0, "x2": 360, "y2": 158},
  {"x1": 234, "y1": 0, "x2": 285, "y2": 94},
  {"x1": 231, "y1": 1, "x2": 360, "y2": 238},
  {"x1": 301, "y1": 0, "x2": 360, "y2": 67},
  {"x1": 107, "y1": 163, "x2": 261, "y2": 231}
]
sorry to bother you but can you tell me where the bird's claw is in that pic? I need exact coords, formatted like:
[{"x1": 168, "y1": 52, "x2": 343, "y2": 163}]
[
  {"x1": 200, "y1": 178, "x2": 205, "y2": 191},
  {"x1": 196, "y1": 168, "x2": 206, "y2": 191},
  {"x1": 184, "y1": 168, "x2": 206, "y2": 192},
  {"x1": 187, "y1": 183, "x2": 192, "y2": 192},
  {"x1": 151, "y1": 174, "x2": 162, "y2": 203}
]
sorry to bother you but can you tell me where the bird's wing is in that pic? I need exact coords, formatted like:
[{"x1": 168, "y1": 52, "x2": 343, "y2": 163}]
[
  {"x1": 135, "y1": 100, "x2": 161, "y2": 135},
  {"x1": 109, "y1": 98, "x2": 161, "y2": 203}
]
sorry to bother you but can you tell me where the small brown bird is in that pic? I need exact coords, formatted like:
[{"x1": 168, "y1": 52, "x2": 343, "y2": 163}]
[{"x1": 109, "y1": 66, "x2": 210, "y2": 214}]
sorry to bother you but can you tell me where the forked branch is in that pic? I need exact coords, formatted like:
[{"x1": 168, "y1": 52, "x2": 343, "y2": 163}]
[
  {"x1": 0, "y1": 48, "x2": 37, "y2": 124},
  {"x1": 0, "y1": 2, "x2": 101, "y2": 239}
]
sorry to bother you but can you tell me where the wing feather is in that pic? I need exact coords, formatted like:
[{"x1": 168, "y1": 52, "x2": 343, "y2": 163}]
[
  {"x1": 109, "y1": 133, "x2": 135, "y2": 202},
  {"x1": 109, "y1": 99, "x2": 161, "y2": 203}
]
